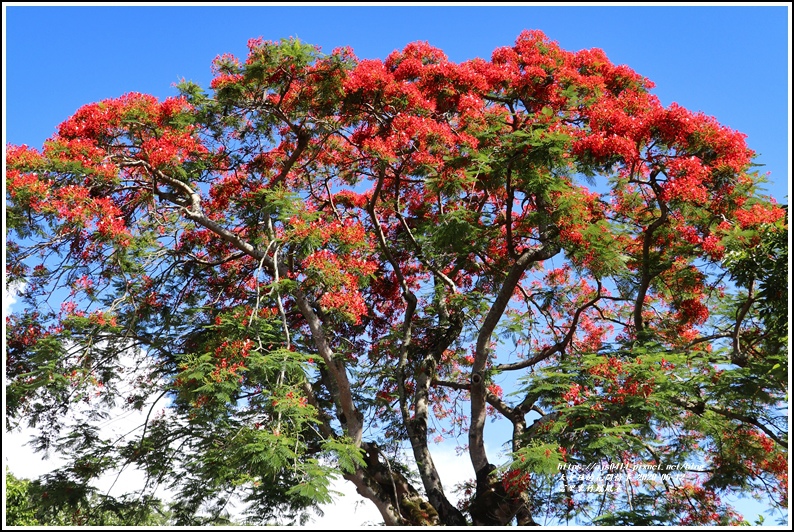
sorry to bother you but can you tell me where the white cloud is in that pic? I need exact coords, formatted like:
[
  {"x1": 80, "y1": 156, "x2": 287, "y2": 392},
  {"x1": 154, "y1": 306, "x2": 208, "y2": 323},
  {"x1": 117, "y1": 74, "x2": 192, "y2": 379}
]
[
  {"x1": 4, "y1": 389, "x2": 154, "y2": 493},
  {"x1": 4, "y1": 426, "x2": 65, "y2": 479},
  {"x1": 3, "y1": 281, "x2": 23, "y2": 317},
  {"x1": 3, "y1": 341, "x2": 173, "y2": 504},
  {"x1": 308, "y1": 475, "x2": 384, "y2": 527}
]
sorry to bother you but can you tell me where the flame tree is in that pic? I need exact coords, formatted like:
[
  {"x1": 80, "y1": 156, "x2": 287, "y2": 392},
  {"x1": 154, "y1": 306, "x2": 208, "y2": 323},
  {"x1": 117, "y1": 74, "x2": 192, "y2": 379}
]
[{"x1": 6, "y1": 31, "x2": 787, "y2": 525}]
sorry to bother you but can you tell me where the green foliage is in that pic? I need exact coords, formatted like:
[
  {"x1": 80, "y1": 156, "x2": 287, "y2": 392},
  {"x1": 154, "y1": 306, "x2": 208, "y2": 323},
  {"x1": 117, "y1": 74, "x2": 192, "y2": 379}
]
[
  {"x1": 509, "y1": 441, "x2": 561, "y2": 475},
  {"x1": 514, "y1": 339, "x2": 787, "y2": 524},
  {"x1": 723, "y1": 211, "x2": 788, "y2": 352},
  {"x1": 5, "y1": 469, "x2": 39, "y2": 526},
  {"x1": 322, "y1": 437, "x2": 368, "y2": 474},
  {"x1": 5, "y1": 468, "x2": 170, "y2": 526}
]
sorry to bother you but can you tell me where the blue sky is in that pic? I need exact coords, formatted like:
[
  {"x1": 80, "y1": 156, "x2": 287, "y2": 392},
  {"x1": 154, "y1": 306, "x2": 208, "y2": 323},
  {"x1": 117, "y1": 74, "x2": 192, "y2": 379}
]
[
  {"x1": 3, "y1": 3, "x2": 791, "y2": 526},
  {"x1": 4, "y1": 4, "x2": 790, "y2": 206}
]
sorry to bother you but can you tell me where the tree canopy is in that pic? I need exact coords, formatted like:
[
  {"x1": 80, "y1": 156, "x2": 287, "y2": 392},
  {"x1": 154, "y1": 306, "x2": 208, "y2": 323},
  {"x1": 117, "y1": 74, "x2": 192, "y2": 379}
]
[{"x1": 5, "y1": 30, "x2": 788, "y2": 526}]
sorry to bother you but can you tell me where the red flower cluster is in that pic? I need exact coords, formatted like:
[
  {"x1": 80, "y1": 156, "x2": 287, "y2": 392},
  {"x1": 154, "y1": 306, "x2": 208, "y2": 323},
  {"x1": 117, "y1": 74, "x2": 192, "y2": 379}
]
[
  {"x1": 502, "y1": 468, "x2": 531, "y2": 497},
  {"x1": 587, "y1": 357, "x2": 654, "y2": 405}
]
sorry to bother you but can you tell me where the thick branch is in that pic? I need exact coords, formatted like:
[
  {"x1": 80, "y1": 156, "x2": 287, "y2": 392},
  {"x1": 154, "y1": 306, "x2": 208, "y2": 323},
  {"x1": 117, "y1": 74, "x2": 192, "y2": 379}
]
[
  {"x1": 343, "y1": 470, "x2": 402, "y2": 526},
  {"x1": 270, "y1": 130, "x2": 310, "y2": 187},
  {"x1": 633, "y1": 169, "x2": 667, "y2": 334},
  {"x1": 350, "y1": 442, "x2": 444, "y2": 526},
  {"x1": 293, "y1": 290, "x2": 363, "y2": 445},
  {"x1": 469, "y1": 239, "x2": 560, "y2": 473},
  {"x1": 731, "y1": 279, "x2": 755, "y2": 366}
]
